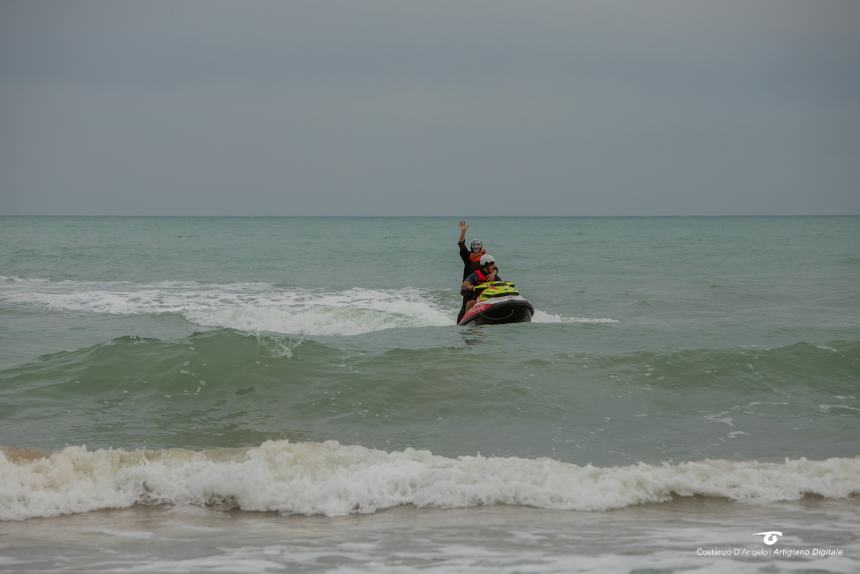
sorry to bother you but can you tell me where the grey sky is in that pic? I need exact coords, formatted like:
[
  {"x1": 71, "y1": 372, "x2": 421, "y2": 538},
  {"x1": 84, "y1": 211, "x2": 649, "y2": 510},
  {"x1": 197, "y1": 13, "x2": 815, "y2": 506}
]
[{"x1": 1, "y1": 0, "x2": 858, "y2": 215}]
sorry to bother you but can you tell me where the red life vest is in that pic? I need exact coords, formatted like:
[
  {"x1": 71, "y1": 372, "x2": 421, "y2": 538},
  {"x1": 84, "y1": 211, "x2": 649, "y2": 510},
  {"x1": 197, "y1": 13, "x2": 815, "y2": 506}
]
[{"x1": 473, "y1": 269, "x2": 488, "y2": 283}]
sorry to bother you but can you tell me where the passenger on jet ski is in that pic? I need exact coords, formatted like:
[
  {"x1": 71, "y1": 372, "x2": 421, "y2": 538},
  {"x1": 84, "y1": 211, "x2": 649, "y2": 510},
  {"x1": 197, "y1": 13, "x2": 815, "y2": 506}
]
[{"x1": 461, "y1": 254, "x2": 502, "y2": 314}]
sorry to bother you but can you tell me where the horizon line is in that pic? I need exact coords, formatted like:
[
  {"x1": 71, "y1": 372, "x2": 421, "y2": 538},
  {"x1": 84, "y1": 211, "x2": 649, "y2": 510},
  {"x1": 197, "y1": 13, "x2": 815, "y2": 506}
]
[{"x1": 0, "y1": 213, "x2": 858, "y2": 218}]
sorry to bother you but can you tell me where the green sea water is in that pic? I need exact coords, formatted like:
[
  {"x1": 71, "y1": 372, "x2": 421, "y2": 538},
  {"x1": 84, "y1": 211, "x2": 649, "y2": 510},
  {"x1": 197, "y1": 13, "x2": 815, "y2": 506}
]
[
  {"x1": 1, "y1": 216, "x2": 857, "y2": 458},
  {"x1": 1, "y1": 216, "x2": 859, "y2": 572}
]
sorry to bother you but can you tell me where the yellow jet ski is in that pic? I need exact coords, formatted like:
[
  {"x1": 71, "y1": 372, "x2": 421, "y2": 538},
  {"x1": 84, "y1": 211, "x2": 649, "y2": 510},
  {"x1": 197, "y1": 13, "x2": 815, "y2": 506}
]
[{"x1": 458, "y1": 281, "x2": 534, "y2": 326}]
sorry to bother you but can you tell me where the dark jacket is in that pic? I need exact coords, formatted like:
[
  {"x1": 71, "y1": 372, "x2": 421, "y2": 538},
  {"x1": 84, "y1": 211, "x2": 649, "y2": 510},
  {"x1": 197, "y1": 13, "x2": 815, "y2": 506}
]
[{"x1": 458, "y1": 240, "x2": 483, "y2": 280}]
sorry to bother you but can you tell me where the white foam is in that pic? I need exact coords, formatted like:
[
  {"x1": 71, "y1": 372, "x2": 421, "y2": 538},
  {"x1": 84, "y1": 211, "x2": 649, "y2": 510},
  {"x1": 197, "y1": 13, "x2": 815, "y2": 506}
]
[
  {"x1": 0, "y1": 276, "x2": 619, "y2": 334},
  {"x1": 113, "y1": 556, "x2": 287, "y2": 574},
  {"x1": 704, "y1": 412, "x2": 735, "y2": 427},
  {"x1": 2, "y1": 441, "x2": 859, "y2": 521},
  {"x1": 532, "y1": 310, "x2": 620, "y2": 325},
  {"x1": 88, "y1": 528, "x2": 155, "y2": 540},
  {"x1": 0, "y1": 278, "x2": 453, "y2": 336},
  {"x1": 819, "y1": 404, "x2": 860, "y2": 414}
]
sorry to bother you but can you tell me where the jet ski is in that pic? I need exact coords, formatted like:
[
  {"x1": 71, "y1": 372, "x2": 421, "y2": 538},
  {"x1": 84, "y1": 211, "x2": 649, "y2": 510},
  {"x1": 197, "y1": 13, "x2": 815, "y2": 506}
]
[{"x1": 458, "y1": 281, "x2": 534, "y2": 326}]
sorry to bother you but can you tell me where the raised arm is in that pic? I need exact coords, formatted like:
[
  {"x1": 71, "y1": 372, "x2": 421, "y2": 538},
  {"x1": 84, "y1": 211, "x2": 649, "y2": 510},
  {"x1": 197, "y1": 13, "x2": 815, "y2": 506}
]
[{"x1": 458, "y1": 220, "x2": 470, "y2": 263}]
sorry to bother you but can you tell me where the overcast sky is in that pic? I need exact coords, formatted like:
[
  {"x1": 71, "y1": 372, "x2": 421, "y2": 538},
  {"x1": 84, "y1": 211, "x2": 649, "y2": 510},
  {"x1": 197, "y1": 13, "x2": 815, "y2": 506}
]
[{"x1": 1, "y1": 0, "x2": 858, "y2": 215}]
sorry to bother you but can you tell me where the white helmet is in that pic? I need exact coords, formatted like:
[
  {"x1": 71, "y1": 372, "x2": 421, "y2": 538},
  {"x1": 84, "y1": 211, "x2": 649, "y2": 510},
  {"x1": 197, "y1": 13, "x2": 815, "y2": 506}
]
[{"x1": 479, "y1": 254, "x2": 495, "y2": 267}]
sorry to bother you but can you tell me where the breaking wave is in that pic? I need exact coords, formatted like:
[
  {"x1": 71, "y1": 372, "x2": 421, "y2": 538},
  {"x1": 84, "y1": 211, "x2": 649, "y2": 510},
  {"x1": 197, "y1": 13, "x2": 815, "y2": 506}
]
[{"x1": 2, "y1": 440, "x2": 858, "y2": 521}]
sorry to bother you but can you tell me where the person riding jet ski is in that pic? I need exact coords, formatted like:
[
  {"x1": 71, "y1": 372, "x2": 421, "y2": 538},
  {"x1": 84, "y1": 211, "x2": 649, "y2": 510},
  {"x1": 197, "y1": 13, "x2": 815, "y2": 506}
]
[
  {"x1": 458, "y1": 254, "x2": 534, "y2": 326},
  {"x1": 457, "y1": 220, "x2": 489, "y2": 322},
  {"x1": 457, "y1": 220, "x2": 486, "y2": 280},
  {"x1": 461, "y1": 254, "x2": 501, "y2": 314}
]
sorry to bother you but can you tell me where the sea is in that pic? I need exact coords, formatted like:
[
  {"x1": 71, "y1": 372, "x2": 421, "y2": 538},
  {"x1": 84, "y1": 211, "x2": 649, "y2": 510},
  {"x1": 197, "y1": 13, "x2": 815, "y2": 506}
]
[{"x1": 0, "y1": 215, "x2": 858, "y2": 573}]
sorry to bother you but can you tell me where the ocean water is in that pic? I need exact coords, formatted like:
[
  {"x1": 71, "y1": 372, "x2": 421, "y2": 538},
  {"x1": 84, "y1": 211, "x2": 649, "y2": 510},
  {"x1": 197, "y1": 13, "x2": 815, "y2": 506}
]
[{"x1": 0, "y1": 215, "x2": 858, "y2": 572}]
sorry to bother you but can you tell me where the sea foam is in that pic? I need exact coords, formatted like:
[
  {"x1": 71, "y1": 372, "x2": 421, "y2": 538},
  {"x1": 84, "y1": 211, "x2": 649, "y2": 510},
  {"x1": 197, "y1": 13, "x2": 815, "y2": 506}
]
[
  {"x1": 2, "y1": 441, "x2": 858, "y2": 521},
  {"x1": 0, "y1": 278, "x2": 453, "y2": 336},
  {"x1": 0, "y1": 277, "x2": 617, "y2": 335},
  {"x1": 532, "y1": 310, "x2": 621, "y2": 325}
]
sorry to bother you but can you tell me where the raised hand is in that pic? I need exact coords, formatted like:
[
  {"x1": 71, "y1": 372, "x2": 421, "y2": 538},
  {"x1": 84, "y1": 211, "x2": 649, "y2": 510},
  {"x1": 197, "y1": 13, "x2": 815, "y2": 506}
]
[{"x1": 459, "y1": 220, "x2": 469, "y2": 233}]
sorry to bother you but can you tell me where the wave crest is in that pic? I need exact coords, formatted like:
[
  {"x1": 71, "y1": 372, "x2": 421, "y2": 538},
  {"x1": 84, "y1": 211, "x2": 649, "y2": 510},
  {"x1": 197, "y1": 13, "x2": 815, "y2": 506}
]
[{"x1": 2, "y1": 440, "x2": 858, "y2": 521}]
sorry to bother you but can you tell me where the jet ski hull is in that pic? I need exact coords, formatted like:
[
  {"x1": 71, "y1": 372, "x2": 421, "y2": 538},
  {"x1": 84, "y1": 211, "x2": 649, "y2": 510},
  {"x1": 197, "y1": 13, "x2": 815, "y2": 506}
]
[{"x1": 458, "y1": 296, "x2": 534, "y2": 326}]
